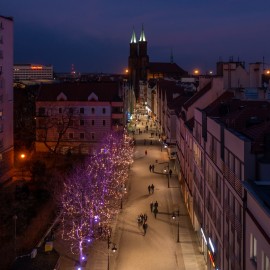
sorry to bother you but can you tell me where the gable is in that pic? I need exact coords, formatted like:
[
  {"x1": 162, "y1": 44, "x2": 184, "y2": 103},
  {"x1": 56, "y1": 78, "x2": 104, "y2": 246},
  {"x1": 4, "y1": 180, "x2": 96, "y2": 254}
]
[
  {"x1": 57, "y1": 92, "x2": 67, "y2": 101},
  {"x1": 88, "y1": 92, "x2": 98, "y2": 101}
]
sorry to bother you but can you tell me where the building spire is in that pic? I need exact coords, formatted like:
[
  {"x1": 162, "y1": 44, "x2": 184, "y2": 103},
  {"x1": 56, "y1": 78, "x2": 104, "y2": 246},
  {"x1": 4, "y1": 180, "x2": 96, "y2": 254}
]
[
  {"x1": 130, "y1": 27, "x2": 137, "y2": 43},
  {"x1": 139, "y1": 24, "x2": 146, "y2": 42},
  {"x1": 170, "y1": 48, "x2": 174, "y2": 64}
]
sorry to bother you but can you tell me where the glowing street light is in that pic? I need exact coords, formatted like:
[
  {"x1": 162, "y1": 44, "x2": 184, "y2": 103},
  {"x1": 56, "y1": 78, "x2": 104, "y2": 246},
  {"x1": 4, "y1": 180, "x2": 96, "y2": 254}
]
[
  {"x1": 193, "y1": 69, "x2": 200, "y2": 75},
  {"x1": 20, "y1": 153, "x2": 26, "y2": 179}
]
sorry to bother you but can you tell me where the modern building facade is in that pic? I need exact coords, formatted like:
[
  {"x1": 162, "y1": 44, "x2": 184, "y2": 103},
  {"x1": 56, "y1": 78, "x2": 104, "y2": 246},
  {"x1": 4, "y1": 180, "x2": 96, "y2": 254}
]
[
  {"x1": 35, "y1": 82, "x2": 124, "y2": 155},
  {"x1": 0, "y1": 15, "x2": 14, "y2": 184},
  {"x1": 14, "y1": 64, "x2": 53, "y2": 81}
]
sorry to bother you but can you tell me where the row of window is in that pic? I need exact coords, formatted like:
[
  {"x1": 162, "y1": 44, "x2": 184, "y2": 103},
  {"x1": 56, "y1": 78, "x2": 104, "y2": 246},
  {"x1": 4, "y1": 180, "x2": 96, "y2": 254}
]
[
  {"x1": 250, "y1": 234, "x2": 269, "y2": 270},
  {"x1": 39, "y1": 107, "x2": 108, "y2": 115},
  {"x1": 68, "y1": 132, "x2": 95, "y2": 140}
]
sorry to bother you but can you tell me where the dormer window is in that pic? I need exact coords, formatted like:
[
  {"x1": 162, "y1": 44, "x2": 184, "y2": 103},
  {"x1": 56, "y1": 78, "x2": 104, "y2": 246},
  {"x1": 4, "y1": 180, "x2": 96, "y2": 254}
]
[{"x1": 57, "y1": 92, "x2": 67, "y2": 101}]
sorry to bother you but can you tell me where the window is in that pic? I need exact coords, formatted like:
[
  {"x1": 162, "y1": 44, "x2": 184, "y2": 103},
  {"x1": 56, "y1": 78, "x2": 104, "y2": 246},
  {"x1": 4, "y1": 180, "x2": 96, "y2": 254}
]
[
  {"x1": 92, "y1": 120, "x2": 95, "y2": 125},
  {"x1": 91, "y1": 133, "x2": 95, "y2": 140},
  {"x1": 250, "y1": 234, "x2": 257, "y2": 263},
  {"x1": 80, "y1": 108, "x2": 84, "y2": 114},
  {"x1": 262, "y1": 252, "x2": 270, "y2": 270},
  {"x1": 103, "y1": 108, "x2": 106, "y2": 114},
  {"x1": 91, "y1": 108, "x2": 95, "y2": 114},
  {"x1": 69, "y1": 133, "x2": 74, "y2": 139},
  {"x1": 80, "y1": 120, "x2": 84, "y2": 126},
  {"x1": 80, "y1": 133, "x2": 84, "y2": 139},
  {"x1": 38, "y1": 107, "x2": 46, "y2": 116},
  {"x1": 69, "y1": 108, "x2": 73, "y2": 114},
  {"x1": 59, "y1": 108, "x2": 62, "y2": 114},
  {"x1": 103, "y1": 120, "x2": 106, "y2": 126}
]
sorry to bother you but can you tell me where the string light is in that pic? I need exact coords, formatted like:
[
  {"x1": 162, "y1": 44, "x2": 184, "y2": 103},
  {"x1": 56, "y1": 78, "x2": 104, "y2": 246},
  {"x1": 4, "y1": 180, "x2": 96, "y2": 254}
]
[{"x1": 59, "y1": 131, "x2": 133, "y2": 264}]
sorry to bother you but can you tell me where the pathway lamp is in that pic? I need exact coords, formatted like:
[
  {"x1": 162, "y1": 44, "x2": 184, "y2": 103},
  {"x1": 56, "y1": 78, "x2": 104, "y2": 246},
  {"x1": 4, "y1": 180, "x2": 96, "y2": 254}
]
[
  {"x1": 172, "y1": 210, "x2": 180, "y2": 243},
  {"x1": 107, "y1": 235, "x2": 117, "y2": 270}
]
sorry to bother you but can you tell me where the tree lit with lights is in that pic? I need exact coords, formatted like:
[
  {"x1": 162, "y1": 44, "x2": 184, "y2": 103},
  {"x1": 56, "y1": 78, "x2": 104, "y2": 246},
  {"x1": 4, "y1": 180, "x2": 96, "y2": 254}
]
[{"x1": 59, "y1": 130, "x2": 133, "y2": 266}]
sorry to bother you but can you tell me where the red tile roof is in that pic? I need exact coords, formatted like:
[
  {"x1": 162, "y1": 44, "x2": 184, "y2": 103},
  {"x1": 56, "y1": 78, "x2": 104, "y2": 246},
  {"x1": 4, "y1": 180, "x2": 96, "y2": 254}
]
[
  {"x1": 36, "y1": 82, "x2": 122, "y2": 102},
  {"x1": 149, "y1": 62, "x2": 187, "y2": 75}
]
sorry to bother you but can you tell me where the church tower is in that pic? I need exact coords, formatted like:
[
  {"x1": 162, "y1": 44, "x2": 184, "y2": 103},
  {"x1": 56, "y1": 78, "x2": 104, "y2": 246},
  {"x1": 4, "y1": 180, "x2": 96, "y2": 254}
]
[
  {"x1": 138, "y1": 25, "x2": 149, "y2": 81},
  {"x1": 128, "y1": 26, "x2": 149, "y2": 101},
  {"x1": 128, "y1": 28, "x2": 139, "y2": 100}
]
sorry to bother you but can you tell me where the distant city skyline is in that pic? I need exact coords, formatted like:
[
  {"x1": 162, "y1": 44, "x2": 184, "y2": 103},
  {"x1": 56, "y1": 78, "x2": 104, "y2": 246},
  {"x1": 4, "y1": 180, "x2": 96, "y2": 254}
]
[{"x1": 1, "y1": 0, "x2": 270, "y2": 74}]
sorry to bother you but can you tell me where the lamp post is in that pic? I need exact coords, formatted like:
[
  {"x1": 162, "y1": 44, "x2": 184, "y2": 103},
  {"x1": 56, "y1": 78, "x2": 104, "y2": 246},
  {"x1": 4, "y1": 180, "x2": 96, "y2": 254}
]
[
  {"x1": 172, "y1": 210, "x2": 180, "y2": 243},
  {"x1": 13, "y1": 215, "x2": 17, "y2": 258},
  {"x1": 120, "y1": 184, "x2": 127, "y2": 210},
  {"x1": 107, "y1": 235, "x2": 117, "y2": 270},
  {"x1": 20, "y1": 153, "x2": 26, "y2": 179}
]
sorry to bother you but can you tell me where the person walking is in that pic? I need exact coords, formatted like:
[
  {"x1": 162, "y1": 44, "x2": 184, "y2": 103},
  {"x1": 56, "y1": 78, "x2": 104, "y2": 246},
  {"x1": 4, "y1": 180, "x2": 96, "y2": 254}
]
[
  {"x1": 152, "y1": 164, "x2": 155, "y2": 172},
  {"x1": 154, "y1": 200, "x2": 158, "y2": 209},
  {"x1": 143, "y1": 213, "x2": 148, "y2": 223},
  {"x1": 151, "y1": 184, "x2": 155, "y2": 194},
  {"x1": 150, "y1": 202, "x2": 153, "y2": 212},
  {"x1": 143, "y1": 222, "x2": 148, "y2": 236},
  {"x1": 149, "y1": 165, "x2": 152, "y2": 172},
  {"x1": 148, "y1": 185, "x2": 151, "y2": 194},
  {"x1": 145, "y1": 150, "x2": 147, "y2": 155},
  {"x1": 153, "y1": 207, "x2": 158, "y2": 219}
]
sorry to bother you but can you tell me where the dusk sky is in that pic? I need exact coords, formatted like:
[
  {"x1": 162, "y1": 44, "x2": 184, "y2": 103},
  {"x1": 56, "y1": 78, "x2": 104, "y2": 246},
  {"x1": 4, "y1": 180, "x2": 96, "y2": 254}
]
[{"x1": 1, "y1": 0, "x2": 270, "y2": 74}]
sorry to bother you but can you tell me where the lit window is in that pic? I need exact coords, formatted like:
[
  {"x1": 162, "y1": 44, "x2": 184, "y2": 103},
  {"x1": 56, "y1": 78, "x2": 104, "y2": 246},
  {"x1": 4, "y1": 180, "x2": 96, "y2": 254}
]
[
  {"x1": 250, "y1": 234, "x2": 257, "y2": 263},
  {"x1": 262, "y1": 252, "x2": 270, "y2": 270}
]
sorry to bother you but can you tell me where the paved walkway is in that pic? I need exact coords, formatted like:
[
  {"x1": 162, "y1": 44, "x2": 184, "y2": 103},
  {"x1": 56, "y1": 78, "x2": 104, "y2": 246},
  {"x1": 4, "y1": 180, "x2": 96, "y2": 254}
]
[{"x1": 55, "y1": 113, "x2": 206, "y2": 270}]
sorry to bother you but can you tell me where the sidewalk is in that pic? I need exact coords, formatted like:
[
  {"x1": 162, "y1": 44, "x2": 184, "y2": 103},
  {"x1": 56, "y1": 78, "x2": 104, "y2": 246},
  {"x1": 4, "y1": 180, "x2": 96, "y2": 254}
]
[{"x1": 55, "y1": 113, "x2": 206, "y2": 270}]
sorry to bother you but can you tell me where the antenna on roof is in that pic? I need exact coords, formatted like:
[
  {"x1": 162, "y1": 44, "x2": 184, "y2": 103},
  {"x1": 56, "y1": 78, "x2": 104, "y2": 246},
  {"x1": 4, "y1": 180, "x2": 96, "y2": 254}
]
[{"x1": 170, "y1": 48, "x2": 174, "y2": 64}]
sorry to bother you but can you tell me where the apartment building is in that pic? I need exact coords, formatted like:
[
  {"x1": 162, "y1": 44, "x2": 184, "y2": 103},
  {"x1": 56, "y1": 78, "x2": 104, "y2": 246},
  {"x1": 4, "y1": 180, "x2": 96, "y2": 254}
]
[
  {"x1": 14, "y1": 64, "x2": 53, "y2": 81},
  {"x1": 0, "y1": 15, "x2": 14, "y2": 184},
  {"x1": 154, "y1": 61, "x2": 270, "y2": 269},
  {"x1": 35, "y1": 82, "x2": 124, "y2": 155}
]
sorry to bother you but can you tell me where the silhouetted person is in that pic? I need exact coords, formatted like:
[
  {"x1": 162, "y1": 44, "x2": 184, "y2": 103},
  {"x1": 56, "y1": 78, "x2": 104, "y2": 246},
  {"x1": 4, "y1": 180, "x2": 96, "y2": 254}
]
[
  {"x1": 153, "y1": 207, "x2": 158, "y2": 219},
  {"x1": 151, "y1": 184, "x2": 155, "y2": 194}
]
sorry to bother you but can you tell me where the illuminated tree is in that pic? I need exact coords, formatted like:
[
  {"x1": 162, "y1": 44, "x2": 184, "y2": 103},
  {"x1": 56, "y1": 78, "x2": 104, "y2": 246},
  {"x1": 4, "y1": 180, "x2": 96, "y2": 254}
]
[{"x1": 59, "y1": 130, "x2": 134, "y2": 266}]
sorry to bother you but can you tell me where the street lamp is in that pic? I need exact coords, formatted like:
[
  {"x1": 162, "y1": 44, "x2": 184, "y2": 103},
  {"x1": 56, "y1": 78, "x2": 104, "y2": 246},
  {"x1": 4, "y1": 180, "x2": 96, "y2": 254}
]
[
  {"x1": 172, "y1": 210, "x2": 180, "y2": 243},
  {"x1": 20, "y1": 153, "x2": 26, "y2": 179},
  {"x1": 120, "y1": 184, "x2": 127, "y2": 209},
  {"x1": 107, "y1": 235, "x2": 117, "y2": 270},
  {"x1": 13, "y1": 215, "x2": 17, "y2": 258}
]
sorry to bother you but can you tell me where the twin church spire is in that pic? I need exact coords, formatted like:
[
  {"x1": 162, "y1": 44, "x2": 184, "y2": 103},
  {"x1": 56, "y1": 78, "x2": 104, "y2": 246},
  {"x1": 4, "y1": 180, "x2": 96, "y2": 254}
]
[
  {"x1": 128, "y1": 25, "x2": 149, "y2": 100},
  {"x1": 130, "y1": 25, "x2": 147, "y2": 44}
]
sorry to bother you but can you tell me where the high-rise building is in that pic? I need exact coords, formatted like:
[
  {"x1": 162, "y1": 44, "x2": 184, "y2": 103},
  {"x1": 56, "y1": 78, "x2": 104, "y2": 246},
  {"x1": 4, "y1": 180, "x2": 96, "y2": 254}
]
[
  {"x1": 14, "y1": 64, "x2": 53, "y2": 81},
  {"x1": 0, "y1": 15, "x2": 14, "y2": 184}
]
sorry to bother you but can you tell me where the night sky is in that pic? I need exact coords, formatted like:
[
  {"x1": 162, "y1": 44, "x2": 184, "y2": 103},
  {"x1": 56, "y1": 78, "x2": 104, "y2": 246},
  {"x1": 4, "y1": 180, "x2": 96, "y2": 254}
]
[{"x1": 1, "y1": 0, "x2": 270, "y2": 74}]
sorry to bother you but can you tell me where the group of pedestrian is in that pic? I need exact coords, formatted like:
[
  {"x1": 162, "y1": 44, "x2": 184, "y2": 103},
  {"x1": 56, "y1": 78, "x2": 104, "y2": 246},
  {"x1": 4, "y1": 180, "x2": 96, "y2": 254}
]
[
  {"x1": 149, "y1": 164, "x2": 155, "y2": 172},
  {"x1": 137, "y1": 213, "x2": 148, "y2": 236},
  {"x1": 150, "y1": 201, "x2": 159, "y2": 218},
  {"x1": 147, "y1": 184, "x2": 155, "y2": 194}
]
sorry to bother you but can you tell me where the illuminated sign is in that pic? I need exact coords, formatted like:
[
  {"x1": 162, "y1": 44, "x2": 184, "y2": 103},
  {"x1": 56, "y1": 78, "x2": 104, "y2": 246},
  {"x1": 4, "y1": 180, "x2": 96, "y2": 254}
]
[
  {"x1": 31, "y1": 65, "x2": 43, "y2": 70},
  {"x1": 201, "y1": 228, "x2": 207, "y2": 245},
  {"x1": 208, "y1": 237, "x2": 215, "y2": 253},
  {"x1": 208, "y1": 250, "x2": 216, "y2": 267}
]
